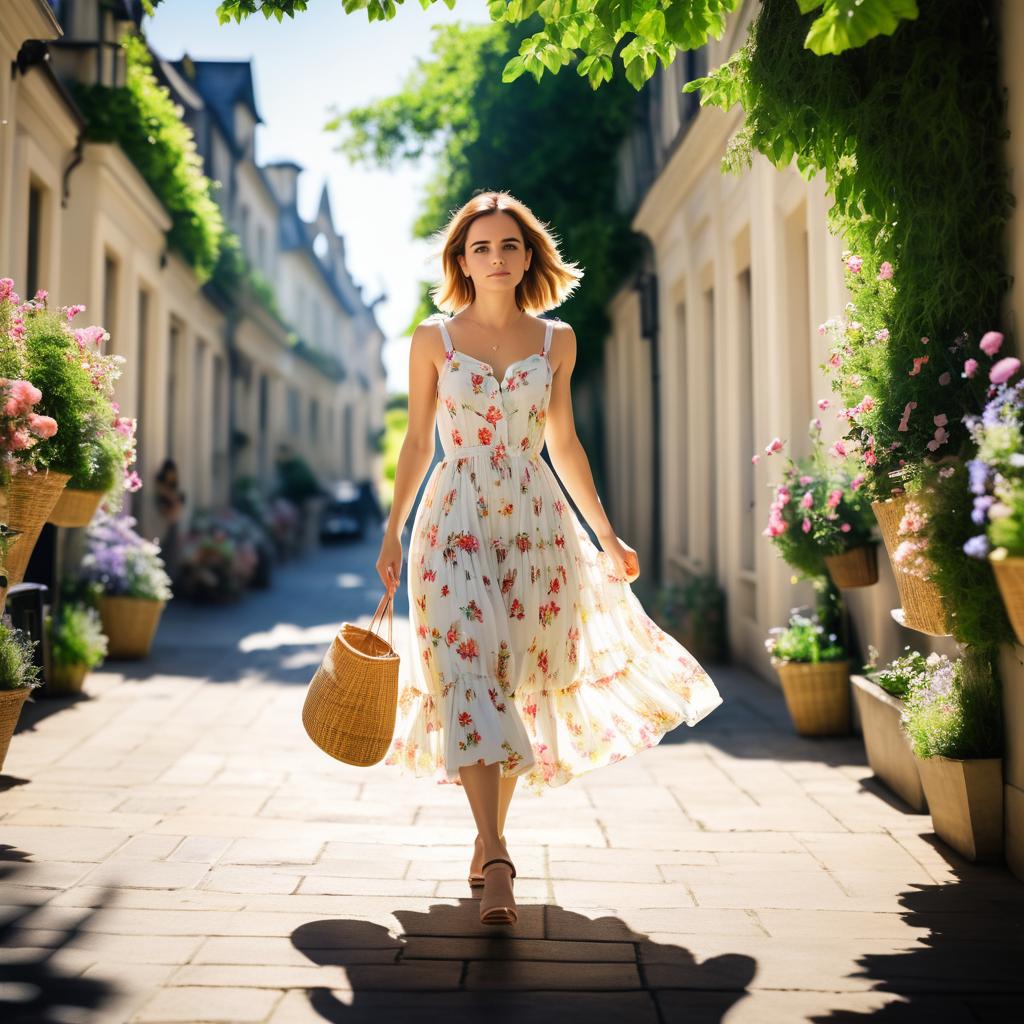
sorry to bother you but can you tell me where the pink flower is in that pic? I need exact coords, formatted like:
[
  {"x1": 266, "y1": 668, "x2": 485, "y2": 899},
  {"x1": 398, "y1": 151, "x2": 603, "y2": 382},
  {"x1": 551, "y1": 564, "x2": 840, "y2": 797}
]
[
  {"x1": 799, "y1": 475, "x2": 814, "y2": 486},
  {"x1": 938, "y1": 372, "x2": 951, "y2": 386},
  {"x1": 897, "y1": 401, "x2": 917, "y2": 432},
  {"x1": 817, "y1": 398, "x2": 830, "y2": 411},
  {"x1": 828, "y1": 440, "x2": 848, "y2": 458},
  {"x1": 979, "y1": 331, "x2": 1004, "y2": 357},
  {"x1": 802, "y1": 518, "x2": 812, "y2": 533},
  {"x1": 63, "y1": 304, "x2": 86, "y2": 321},
  {"x1": 827, "y1": 488, "x2": 843, "y2": 508},
  {"x1": 33, "y1": 289, "x2": 48, "y2": 304},
  {"x1": 846, "y1": 255, "x2": 863, "y2": 273},
  {"x1": 921, "y1": 336, "x2": 929, "y2": 345},
  {"x1": 933, "y1": 413, "x2": 948, "y2": 427},
  {"x1": 851, "y1": 474, "x2": 865, "y2": 491},
  {"x1": 828, "y1": 351, "x2": 842, "y2": 369},
  {"x1": 875, "y1": 328, "x2": 890, "y2": 343},
  {"x1": 27, "y1": 413, "x2": 57, "y2": 438},
  {"x1": 0, "y1": 278, "x2": 15, "y2": 301},
  {"x1": 765, "y1": 437, "x2": 784, "y2": 455},
  {"x1": 7, "y1": 427, "x2": 31, "y2": 450},
  {"x1": 990, "y1": 357, "x2": 1021, "y2": 385},
  {"x1": 963, "y1": 358, "x2": 978, "y2": 379},
  {"x1": 840, "y1": 522, "x2": 852, "y2": 532},
  {"x1": 909, "y1": 355, "x2": 929, "y2": 376},
  {"x1": 877, "y1": 262, "x2": 893, "y2": 280},
  {"x1": 751, "y1": 454, "x2": 761, "y2": 465},
  {"x1": 800, "y1": 491, "x2": 814, "y2": 509}
]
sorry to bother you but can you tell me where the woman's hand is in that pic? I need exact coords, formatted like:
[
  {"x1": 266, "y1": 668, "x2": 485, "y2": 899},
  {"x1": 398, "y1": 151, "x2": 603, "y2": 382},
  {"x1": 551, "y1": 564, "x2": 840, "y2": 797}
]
[
  {"x1": 376, "y1": 533, "x2": 403, "y2": 598},
  {"x1": 600, "y1": 534, "x2": 640, "y2": 583}
]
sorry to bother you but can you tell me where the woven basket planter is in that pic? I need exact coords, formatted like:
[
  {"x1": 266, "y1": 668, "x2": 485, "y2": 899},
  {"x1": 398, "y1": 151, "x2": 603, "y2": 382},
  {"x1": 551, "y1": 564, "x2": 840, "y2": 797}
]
[
  {"x1": 990, "y1": 556, "x2": 1024, "y2": 647},
  {"x1": 871, "y1": 496, "x2": 951, "y2": 636},
  {"x1": 851, "y1": 675, "x2": 926, "y2": 812},
  {"x1": 776, "y1": 659, "x2": 852, "y2": 737},
  {"x1": 824, "y1": 543, "x2": 879, "y2": 589},
  {"x1": 2, "y1": 469, "x2": 71, "y2": 585},
  {"x1": 0, "y1": 687, "x2": 31, "y2": 772},
  {"x1": 46, "y1": 662, "x2": 89, "y2": 696},
  {"x1": 47, "y1": 487, "x2": 105, "y2": 528},
  {"x1": 97, "y1": 596, "x2": 165, "y2": 659},
  {"x1": 915, "y1": 755, "x2": 1003, "y2": 862}
]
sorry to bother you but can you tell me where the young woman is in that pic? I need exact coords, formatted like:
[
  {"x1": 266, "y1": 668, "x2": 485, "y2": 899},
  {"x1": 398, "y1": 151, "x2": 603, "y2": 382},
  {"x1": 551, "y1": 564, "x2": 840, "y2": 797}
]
[{"x1": 376, "y1": 191, "x2": 723, "y2": 927}]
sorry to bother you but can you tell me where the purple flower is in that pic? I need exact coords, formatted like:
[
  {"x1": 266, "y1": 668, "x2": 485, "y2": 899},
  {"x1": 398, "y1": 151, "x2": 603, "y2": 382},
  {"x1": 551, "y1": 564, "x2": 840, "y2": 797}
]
[
  {"x1": 967, "y1": 459, "x2": 989, "y2": 496},
  {"x1": 971, "y1": 494, "x2": 995, "y2": 525},
  {"x1": 962, "y1": 534, "x2": 990, "y2": 559}
]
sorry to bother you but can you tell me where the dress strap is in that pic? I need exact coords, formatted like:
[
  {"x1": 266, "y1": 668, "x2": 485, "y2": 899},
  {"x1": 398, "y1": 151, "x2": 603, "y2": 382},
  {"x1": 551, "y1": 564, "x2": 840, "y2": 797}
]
[
  {"x1": 437, "y1": 315, "x2": 455, "y2": 356},
  {"x1": 542, "y1": 318, "x2": 557, "y2": 356}
]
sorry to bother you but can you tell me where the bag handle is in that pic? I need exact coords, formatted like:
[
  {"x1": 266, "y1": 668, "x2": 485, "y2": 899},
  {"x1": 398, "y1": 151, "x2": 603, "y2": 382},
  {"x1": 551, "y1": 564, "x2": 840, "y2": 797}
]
[{"x1": 367, "y1": 590, "x2": 394, "y2": 649}]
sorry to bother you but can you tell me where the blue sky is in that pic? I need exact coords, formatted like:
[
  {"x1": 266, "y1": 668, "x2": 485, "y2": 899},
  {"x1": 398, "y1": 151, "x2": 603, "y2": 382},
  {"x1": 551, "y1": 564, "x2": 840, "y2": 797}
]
[{"x1": 144, "y1": 0, "x2": 492, "y2": 392}]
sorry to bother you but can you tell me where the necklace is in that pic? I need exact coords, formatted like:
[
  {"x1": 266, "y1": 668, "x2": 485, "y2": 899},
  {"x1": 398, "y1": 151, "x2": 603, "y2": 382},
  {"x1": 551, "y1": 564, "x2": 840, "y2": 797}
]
[{"x1": 458, "y1": 309, "x2": 525, "y2": 351}]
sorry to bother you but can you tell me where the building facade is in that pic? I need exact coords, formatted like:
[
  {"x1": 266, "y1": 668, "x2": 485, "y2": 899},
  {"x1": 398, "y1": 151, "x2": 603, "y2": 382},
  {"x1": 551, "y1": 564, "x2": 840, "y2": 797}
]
[{"x1": 1, "y1": 0, "x2": 386, "y2": 541}]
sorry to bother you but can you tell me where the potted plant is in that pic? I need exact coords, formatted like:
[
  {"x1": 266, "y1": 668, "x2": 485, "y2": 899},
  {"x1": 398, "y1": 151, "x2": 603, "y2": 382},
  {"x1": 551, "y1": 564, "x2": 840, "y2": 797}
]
[
  {"x1": 178, "y1": 508, "x2": 260, "y2": 603},
  {"x1": 77, "y1": 512, "x2": 173, "y2": 659},
  {"x1": 852, "y1": 646, "x2": 928, "y2": 812},
  {"x1": 765, "y1": 609, "x2": 851, "y2": 737},
  {"x1": 0, "y1": 619, "x2": 42, "y2": 772},
  {"x1": 653, "y1": 572, "x2": 728, "y2": 663},
  {"x1": 962, "y1": 353, "x2": 1024, "y2": 644},
  {"x1": 760, "y1": 418, "x2": 879, "y2": 589},
  {"x1": 902, "y1": 648, "x2": 1003, "y2": 862},
  {"x1": 45, "y1": 602, "x2": 108, "y2": 695}
]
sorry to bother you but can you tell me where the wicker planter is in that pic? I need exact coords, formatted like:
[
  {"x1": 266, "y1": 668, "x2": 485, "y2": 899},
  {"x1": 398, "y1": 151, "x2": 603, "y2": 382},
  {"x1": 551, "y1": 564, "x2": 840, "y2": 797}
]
[
  {"x1": 871, "y1": 496, "x2": 951, "y2": 636},
  {"x1": 3, "y1": 469, "x2": 71, "y2": 585},
  {"x1": 851, "y1": 675, "x2": 926, "y2": 812},
  {"x1": 915, "y1": 755, "x2": 1003, "y2": 862},
  {"x1": 97, "y1": 595, "x2": 165, "y2": 659},
  {"x1": 990, "y1": 556, "x2": 1024, "y2": 647},
  {"x1": 824, "y1": 543, "x2": 879, "y2": 589},
  {"x1": 46, "y1": 662, "x2": 89, "y2": 696},
  {"x1": 776, "y1": 659, "x2": 852, "y2": 737},
  {"x1": 47, "y1": 487, "x2": 105, "y2": 528},
  {"x1": 0, "y1": 687, "x2": 31, "y2": 772}
]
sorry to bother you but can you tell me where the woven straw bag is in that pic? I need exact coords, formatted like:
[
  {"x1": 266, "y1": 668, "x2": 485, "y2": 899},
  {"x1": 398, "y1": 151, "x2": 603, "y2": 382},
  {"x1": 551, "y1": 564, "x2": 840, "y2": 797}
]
[{"x1": 302, "y1": 592, "x2": 400, "y2": 766}]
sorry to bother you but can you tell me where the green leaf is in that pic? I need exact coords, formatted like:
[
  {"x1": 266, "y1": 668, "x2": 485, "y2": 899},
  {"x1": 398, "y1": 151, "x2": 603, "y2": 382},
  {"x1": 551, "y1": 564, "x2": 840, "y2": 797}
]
[{"x1": 804, "y1": 0, "x2": 919, "y2": 56}]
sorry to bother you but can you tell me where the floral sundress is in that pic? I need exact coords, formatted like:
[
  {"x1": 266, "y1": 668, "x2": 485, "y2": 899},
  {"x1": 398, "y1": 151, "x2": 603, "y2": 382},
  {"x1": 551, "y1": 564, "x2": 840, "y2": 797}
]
[{"x1": 384, "y1": 314, "x2": 723, "y2": 794}]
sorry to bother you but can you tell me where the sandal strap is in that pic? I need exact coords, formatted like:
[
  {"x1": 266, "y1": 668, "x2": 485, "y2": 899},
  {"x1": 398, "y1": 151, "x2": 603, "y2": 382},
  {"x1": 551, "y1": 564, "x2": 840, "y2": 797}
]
[{"x1": 481, "y1": 857, "x2": 516, "y2": 878}]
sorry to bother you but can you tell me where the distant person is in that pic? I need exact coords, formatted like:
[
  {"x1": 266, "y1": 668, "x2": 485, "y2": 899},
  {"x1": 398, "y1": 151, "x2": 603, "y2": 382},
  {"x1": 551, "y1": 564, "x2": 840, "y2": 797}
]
[{"x1": 154, "y1": 458, "x2": 185, "y2": 581}]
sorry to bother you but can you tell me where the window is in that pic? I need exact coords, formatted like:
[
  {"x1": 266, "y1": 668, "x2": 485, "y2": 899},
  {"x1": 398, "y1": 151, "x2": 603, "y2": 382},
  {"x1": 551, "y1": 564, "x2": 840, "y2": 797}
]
[
  {"x1": 103, "y1": 252, "x2": 119, "y2": 350},
  {"x1": 26, "y1": 182, "x2": 44, "y2": 299},
  {"x1": 736, "y1": 269, "x2": 755, "y2": 573}
]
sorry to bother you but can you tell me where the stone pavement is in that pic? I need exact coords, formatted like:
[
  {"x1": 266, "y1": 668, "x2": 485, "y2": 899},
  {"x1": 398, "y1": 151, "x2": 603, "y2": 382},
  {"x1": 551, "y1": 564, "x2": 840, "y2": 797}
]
[{"x1": 2, "y1": 530, "x2": 1023, "y2": 1023}]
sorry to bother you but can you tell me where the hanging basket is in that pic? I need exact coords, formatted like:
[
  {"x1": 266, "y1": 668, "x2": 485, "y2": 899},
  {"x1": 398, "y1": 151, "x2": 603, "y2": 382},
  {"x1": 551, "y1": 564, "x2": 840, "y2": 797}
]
[
  {"x1": 775, "y1": 659, "x2": 852, "y2": 737},
  {"x1": 2, "y1": 469, "x2": 71, "y2": 586},
  {"x1": 48, "y1": 487, "x2": 105, "y2": 528},
  {"x1": 871, "y1": 496, "x2": 951, "y2": 636},
  {"x1": 97, "y1": 595, "x2": 165, "y2": 659},
  {"x1": 0, "y1": 687, "x2": 31, "y2": 772},
  {"x1": 46, "y1": 662, "x2": 89, "y2": 696},
  {"x1": 990, "y1": 556, "x2": 1024, "y2": 647},
  {"x1": 824, "y1": 543, "x2": 880, "y2": 589}
]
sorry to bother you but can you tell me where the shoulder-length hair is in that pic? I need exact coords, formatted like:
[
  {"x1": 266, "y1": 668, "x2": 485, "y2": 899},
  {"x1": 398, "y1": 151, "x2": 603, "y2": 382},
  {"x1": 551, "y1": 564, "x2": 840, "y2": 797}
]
[{"x1": 429, "y1": 190, "x2": 584, "y2": 315}]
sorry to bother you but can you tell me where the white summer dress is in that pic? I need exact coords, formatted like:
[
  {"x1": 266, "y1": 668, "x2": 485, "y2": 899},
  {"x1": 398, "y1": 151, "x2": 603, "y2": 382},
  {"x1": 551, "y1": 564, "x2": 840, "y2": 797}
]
[{"x1": 384, "y1": 314, "x2": 723, "y2": 794}]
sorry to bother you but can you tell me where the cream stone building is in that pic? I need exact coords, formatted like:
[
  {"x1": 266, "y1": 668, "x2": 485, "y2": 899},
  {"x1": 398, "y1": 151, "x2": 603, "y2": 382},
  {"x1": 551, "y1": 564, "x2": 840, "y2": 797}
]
[
  {"x1": 1, "y1": 0, "x2": 386, "y2": 542},
  {"x1": 604, "y1": 1, "x2": 1024, "y2": 876}
]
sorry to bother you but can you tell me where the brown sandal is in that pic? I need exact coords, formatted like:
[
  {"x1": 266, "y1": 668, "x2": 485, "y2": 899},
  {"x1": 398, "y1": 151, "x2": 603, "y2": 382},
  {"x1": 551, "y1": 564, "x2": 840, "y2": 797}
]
[
  {"x1": 468, "y1": 833, "x2": 505, "y2": 890},
  {"x1": 479, "y1": 857, "x2": 517, "y2": 926}
]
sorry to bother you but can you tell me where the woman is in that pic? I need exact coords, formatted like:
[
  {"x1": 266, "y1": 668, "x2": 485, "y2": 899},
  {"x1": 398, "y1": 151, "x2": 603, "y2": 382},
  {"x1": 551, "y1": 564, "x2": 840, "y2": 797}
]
[{"x1": 376, "y1": 191, "x2": 723, "y2": 927}]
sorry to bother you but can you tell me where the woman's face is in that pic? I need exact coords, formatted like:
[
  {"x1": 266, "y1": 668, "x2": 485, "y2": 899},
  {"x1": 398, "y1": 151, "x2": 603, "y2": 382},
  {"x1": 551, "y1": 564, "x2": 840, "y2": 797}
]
[{"x1": 458, "y1": 211, "x2": 531, "y2": 296}]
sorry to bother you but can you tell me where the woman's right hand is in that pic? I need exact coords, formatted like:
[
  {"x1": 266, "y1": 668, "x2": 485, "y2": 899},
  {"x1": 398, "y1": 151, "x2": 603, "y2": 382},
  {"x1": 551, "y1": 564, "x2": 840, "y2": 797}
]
[{"x1": 376, "y1": 533, "x2": 403, "y2": 598}]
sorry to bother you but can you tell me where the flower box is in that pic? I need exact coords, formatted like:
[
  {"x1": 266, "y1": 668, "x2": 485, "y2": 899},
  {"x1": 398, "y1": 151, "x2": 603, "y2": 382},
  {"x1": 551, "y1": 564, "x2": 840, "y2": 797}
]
[
  {"x1": 915, "y1": 755, "x2": 1003, "y2": 862},
  {"x1": 824, "y1": 543, "x2": 879, "y2": 589},
  {"x1": 851, "y1": 674, "x2": 926, "y2": 812},
  {"x1": 871, "y1": 495, "x2": 951, "y2": 636},
  {"x1": 776, "y1": 660, "x2": 852, "y2": 737},
  {"x1": 98, "y1": 596, "x2": 165, "y2": 659}
]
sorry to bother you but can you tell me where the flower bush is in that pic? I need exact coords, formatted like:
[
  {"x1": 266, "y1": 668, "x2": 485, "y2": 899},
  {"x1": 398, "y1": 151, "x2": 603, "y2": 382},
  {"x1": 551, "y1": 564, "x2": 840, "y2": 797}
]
[
  {"x1": 47, "y1": 603, "x2": 108, "y2": 669},
  {"x1": 902, "y1": 649, "x2": 1002, "y2": 760},
  {"x1": 178, "y1": 508, "x2": 261, "y2": 603},
  {"x1": 0, "y1": 373, "x2": 58, "y2": 484},
  {"x1": 78, "y1": 512, "x2": 173, "y2": 602},
  {"x1": 760, "y1": 416, "x2": 876, "y2": 579},
  {"x1": 0, "y1": 620, "x2": 41, "y2": 691},
  {"x1": 864, "y1": 644, "x2": 928, "y2": 700},
  {"x1": 963, "y1": 357, "x2": 1024, "y2": 561},
  {"x1": 764, "y1": 609, "x2": 846, "y2": 665}
]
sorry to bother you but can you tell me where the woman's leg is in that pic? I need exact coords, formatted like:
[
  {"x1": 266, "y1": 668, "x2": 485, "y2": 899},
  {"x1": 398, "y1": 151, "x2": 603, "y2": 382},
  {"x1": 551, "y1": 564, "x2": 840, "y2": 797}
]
[
  {"x1": 470, "y1": 773, "x2": 518, "y2": 877},
  {"x1": 459, "y1": 760, "x2": 511, "y2": 865}
]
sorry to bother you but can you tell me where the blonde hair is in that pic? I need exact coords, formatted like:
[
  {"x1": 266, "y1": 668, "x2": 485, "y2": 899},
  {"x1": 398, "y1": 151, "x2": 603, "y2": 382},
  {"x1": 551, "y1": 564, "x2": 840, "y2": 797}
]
[{"x1": 429, "y1": 190, "x2": 584, "y2": 315}]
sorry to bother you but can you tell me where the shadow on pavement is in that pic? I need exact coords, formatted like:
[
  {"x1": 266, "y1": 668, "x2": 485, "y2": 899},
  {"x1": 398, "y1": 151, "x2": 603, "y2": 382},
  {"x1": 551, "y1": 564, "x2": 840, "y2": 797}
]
[{"x1": 289, "y1": 903, "x2": 756, "y2": 1023}]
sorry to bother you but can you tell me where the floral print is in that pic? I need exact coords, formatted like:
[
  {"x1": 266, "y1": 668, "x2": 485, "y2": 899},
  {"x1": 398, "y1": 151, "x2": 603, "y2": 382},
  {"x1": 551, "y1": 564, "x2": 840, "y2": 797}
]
[{"x1": 385, "y1": 315, "x2": 724, "y2": 794}]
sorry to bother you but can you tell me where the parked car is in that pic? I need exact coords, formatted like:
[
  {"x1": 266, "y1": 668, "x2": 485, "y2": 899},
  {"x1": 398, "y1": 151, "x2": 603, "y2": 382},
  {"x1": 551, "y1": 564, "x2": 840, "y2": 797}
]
[{"x1": 320, "y1": 481, "x2": 367, "y2": 542}]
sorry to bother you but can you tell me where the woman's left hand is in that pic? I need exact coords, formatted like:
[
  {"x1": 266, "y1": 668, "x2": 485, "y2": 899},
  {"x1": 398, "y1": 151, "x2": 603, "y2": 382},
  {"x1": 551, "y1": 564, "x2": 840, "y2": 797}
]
[{"x1": 601, "y1": 535, "x2": 640, "y2": 583}]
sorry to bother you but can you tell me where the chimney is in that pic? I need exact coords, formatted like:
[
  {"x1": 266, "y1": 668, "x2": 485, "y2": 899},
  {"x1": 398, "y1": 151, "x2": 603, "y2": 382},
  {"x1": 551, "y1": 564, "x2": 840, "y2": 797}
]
[{"x1": 263, "y1": 161, "x2": 303, "y2": 209}]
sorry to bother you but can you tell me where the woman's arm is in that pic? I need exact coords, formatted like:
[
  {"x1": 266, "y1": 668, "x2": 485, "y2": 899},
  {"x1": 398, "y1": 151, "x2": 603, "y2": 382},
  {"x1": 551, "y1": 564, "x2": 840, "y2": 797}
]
[
  {"x1": 376, "y1": 322, "x2": 442, "y2": 595},
  {"x1": 543, "y1": 323, "x2": 639, "y2": 581}
]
